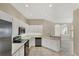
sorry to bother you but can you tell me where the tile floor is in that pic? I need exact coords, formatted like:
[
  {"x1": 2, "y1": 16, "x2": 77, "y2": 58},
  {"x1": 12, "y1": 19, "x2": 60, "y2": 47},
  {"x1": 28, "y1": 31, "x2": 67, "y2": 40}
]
[{"x1": 29, "y1": 47, "x2": 61, "y2": 56}]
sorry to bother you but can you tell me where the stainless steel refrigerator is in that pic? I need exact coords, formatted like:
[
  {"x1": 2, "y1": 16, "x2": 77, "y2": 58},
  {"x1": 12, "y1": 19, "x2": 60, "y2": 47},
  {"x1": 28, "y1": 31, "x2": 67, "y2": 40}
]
[{"x1": 0, "y1": 19, "x2": 12, "y2": 56}]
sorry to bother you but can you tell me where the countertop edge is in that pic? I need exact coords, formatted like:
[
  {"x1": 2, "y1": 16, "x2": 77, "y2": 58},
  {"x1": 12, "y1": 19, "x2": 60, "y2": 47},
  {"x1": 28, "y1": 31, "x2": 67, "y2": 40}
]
[{"x1": 12, "y1": 39, "x2": 29, "y2": 55}]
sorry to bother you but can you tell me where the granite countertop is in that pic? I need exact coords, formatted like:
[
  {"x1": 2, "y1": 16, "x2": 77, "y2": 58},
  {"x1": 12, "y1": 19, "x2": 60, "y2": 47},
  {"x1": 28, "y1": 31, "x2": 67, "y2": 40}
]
[{"x1": 12, "y1": 34, "x2": 42, "y2": 55}]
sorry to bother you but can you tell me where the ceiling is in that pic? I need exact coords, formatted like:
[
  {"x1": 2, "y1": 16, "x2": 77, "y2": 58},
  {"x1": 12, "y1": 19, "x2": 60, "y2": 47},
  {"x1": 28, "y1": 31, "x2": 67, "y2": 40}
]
[
  {"x1": 11, "y1": 3, "x2": 79, "y2": 23},
  {"x1": 11, "y1": 3, "x2": 55, "y2": 22}
]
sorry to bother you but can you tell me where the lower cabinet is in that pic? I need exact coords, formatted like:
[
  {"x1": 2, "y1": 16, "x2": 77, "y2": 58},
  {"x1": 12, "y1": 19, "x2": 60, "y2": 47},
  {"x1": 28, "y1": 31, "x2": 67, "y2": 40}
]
[
  {"x1": 13, "y1": 46, "x2": 24, "y2": 56},
  {"x1": 29, "y1": 37, "x2": 35, "y2": 47},
  {"x1": 19, "y1": 46, "x2": 24, "y2": 56},
  {"x1": 42, "y1": 38, "x2": 60, "y2": 52},
  {"x1": 13, "y1": 51, "x2": 20, "y2": 56}
]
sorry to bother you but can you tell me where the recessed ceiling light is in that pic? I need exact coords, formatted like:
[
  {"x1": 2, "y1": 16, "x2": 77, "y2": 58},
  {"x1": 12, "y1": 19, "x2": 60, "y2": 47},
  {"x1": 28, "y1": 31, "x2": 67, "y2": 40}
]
[
  {"x1": 49, "y1": 4, "x2": 52, "y2": 7},
  {"x1": 30, "y1": 14, "x2": 32, "y2": 16},
  {"x1": 25, "y1": 4, "x2": 29, "y2": 7}
]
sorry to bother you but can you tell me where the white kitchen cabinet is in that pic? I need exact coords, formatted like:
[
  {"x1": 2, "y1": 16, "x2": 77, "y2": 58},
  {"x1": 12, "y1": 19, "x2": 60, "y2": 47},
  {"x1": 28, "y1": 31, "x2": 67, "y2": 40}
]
[
  {"x1": 13, "y1": 50, "x2": 20, "y2": 56},
  {"x1": 29, "y1": 37, "x2": 35, "y2": 47},
  {"x1": 47, "y1": 39, "x2": 60, "y2": 52},
  {"x1": 12, "y1": 17, "x2": 28, "y2": 38},
  {"x1": 19, "y1": 46, "x2": 24, "y2": 56},
  {"x1": 12, "y1": 18, "x2": 19, "y2": 37},
  {"x1": 13, "y1": 46, "x2": 24, "y2": 56},
  {"x1": 42, "y1": 38, "x2": 60, "y2": 52},
  {"x1": 42, "y1": 38, "x2": 47, "y2": 47}
]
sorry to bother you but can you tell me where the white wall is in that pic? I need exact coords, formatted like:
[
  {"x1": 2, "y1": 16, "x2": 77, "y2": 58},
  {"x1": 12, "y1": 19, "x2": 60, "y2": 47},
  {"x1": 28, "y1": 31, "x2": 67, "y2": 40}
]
[
  {"x1": 55, "y1": 24, "x2": 61, "y2": 36},
  {"x1": 29, "y1": 37, "x2": 35, "y2": 47},
  {"x1": 43, "y1": 20, "x2": 55, "y2": 37},
  {"x1": 60, "y1": 24, "x2": 74, "y2": 55},
  {"x1": 27, "y1": 25, "x2": 43, "y2": 35},
  {"x1": 53, "y1": 3, "x2": 79, "y2": 23},
  {"x1": 73, "y1": 9, "x2": 79, "y2": 55}
]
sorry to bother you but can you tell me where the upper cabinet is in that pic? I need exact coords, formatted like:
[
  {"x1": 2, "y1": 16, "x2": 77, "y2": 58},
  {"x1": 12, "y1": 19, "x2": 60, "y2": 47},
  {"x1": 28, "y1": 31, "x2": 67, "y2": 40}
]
[
  {"x1": 12, "y1": 18, "x2": 28, "y2": 37},
  {"x1": 0, "y1": 11, "x2": 12, "y2": 22},
  {"x1": 12, "y1": 18, "x2": 19, "y2": 37}
]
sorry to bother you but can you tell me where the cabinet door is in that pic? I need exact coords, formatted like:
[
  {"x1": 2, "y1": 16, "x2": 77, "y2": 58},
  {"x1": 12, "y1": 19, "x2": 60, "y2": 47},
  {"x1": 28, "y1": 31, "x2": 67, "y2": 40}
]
[
  {"x1": 12, "y1": 18, "x2": 19, "y2": 37},
  {"x1": 42, "y1": 38, "x2": 50, "y2": 48},
  {"x1": 19, "y1": 46, "x2": 24, "y2": 56},
  {"x1": 42, "y1": 38, "x2": 60, "y2": 52},
  {"x1": 29, "y1": 37, "x2": 35, "y2": 47},
  {"x1": 13, "y1": 51, "x2": 20, "y2": 56},
  {"x1": 42, "y1": 39, "x2": 47, "y2": 47},
  {"x1": 13, "y1": 46, "x2": 24, "y2": 56}
]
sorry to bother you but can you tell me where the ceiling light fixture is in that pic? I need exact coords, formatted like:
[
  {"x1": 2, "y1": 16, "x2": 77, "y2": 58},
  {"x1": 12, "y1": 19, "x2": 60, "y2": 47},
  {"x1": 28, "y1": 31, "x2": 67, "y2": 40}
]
[
  {"x1": 25, "y1": 4, "x2": 29, "y2": 7},
  {"x1": 49, "y1": 4, "x2": 52, "y2": 7},
  {"x1": 30, "y1": 14, "x2": 32, "y2": 16}
]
